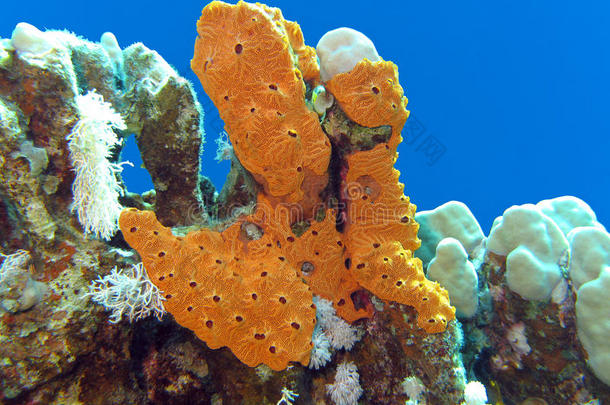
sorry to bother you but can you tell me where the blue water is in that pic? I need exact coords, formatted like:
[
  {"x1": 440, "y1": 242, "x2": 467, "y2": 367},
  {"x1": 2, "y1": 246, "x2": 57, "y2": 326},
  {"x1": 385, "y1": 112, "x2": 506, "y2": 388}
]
[{"x1": 3, "y1": 0, "x2": 609, "y2": 232}]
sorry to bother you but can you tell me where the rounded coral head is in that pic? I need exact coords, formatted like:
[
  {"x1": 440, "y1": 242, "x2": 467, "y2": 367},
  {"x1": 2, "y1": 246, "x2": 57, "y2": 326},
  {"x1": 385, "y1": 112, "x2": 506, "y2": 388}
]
[{"x1": 316, "y1": 27, "x2": 381, "y2": 82}]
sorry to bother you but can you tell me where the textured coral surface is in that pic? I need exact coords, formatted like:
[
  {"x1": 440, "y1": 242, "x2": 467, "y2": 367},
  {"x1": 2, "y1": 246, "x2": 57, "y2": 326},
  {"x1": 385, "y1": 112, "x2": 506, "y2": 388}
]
[
  {"x1": 120, "y1": 0, "x2": 455, "y2": 371},
  {"x1": 191, "y1": 0, "x2": 330, "y2": 214},
  {"x1": 120, "y1": 205, "x2": 317, "y2": 370}
]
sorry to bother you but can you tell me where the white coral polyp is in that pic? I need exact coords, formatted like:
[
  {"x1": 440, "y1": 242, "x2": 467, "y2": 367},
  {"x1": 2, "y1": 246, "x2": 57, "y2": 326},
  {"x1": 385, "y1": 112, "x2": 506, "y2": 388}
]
[
  {"x1": 313, "y1": 296, "x2": 361, "y2": 350},
  {"x1": 326, "y1": 361, "x2": 363, "y2": 405},
  {"x1": 67, "y1": 90, "x2": 127, "y2": 240},
  {"x1": 11, "y1": 22, "x2": 57, "y2": 56},
  {"x1": 308, "y1": 326, "x2": 332, "y2": 369},
  {"x1": 86, "y1": 263, "x2": 165, "y2": 323}
]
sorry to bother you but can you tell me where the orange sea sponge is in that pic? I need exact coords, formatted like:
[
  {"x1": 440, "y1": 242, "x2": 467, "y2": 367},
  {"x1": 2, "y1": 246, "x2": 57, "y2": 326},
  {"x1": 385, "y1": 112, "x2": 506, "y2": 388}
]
[
  {"x1": 224, "y1": 193, "x2": 373, "y2": 323},
  {"x1": 119, "y1": 207, "x2": 317, "y2": 370},
  {"x1": 344, "y1": 144, "x2": 420, "y2": 252},
  {"x1": 325, "y1": 59, "x2": 409, "y2": 149},
  {"x1": 119, "y1": 0, "x2": 458, "y2": 370},
  {"x1": 329, "y1": 58, "x2": 456, "y2": 331},
  {"x1": 350, "y1": 240, "x2": 455, "y2": 333},
  {"x1": 118, "y1": 190, "x2": 377, "y2": 369},
  {"x1": 342, "y1": 146, "x2": 456, "y2": 332},
  {"x1": 191, "y1": 1, "x2": 330, "y2": 209},
  {"x1": 284, "y1": 19, "x2": 320, "y2": 83}
]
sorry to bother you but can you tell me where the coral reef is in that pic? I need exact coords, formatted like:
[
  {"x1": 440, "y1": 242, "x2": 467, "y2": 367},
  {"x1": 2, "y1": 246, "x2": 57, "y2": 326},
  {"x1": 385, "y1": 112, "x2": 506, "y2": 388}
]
[
  {"x1": 0, "y1": 23, "x2": 207, "y2": 402},
  {"x1": 123, "y1": 43, "x2": 205, "y2": 226},
  {"x1": 1, "y1": 1, "x2": 610, "y2": 404},
  {"x1": 427, "y1": 197, "x2": 610, "y2": 404}
]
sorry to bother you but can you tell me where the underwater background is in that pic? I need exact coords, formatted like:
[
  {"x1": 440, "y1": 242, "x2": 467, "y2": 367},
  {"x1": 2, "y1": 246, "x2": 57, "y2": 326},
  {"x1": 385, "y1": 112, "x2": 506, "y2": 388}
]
[
  {"x1": 4, "y1": 0, "x2": 608, "y2": 232},
  {"x1": 2, "y1": 1, "x2": 610, "y2": 404}
]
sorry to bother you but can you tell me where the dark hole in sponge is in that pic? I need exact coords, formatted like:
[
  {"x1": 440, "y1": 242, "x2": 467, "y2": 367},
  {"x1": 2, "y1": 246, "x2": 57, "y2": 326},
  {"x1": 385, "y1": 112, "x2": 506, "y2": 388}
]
[
  {"x1": 235, "y1": 43, "x2": 243, "y2": 54},
  {"x1": 301, "y1": 262, "x2": 314, "y2": 276},
  {"x1": 350, "y1": 289, "x2": 371, "y2": 312}
]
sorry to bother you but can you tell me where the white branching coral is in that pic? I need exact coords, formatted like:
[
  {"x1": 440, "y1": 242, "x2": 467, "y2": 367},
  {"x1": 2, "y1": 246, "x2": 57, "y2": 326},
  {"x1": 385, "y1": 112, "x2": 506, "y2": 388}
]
[
  {"x1": 85, "y1": 263, "x2": 165, "y2": 323},
  {"x1": 66, "y1": 90, "x2": 128, "y2": 240},
  {"x1": 309, "y1": 296, "x2": 361, "y2": 370},
  {"x1": 276, "y1": 387, "x2": 299, "y2": 405},
  {"x1": 326, "y1": 361, "x2": 364, "y2": 405}
]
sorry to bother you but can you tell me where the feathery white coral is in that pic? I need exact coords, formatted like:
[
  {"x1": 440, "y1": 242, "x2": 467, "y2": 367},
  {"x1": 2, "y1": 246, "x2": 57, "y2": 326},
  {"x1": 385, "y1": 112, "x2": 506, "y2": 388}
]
[
  {"x1": 326, "y1": 361, "x2": 364, "y2": 405},
  {"x1": 314, "y1": 296, "x2": 361, "y2": 350},
  {"x1": 0, "y1": 250, "x2": 47, "y2": 313},
  {"x1": 402, "y1": 376, "x2": 426, "y2": 404},
  {"x1": 0, "y1": 250, "x2": 30, "y2": 290},
  {"x1": 85, "y1": 263, "x2": 165, "y2": 323},
  {"x1": 309, "y1": 325, "x2": 332, "y2": 369},
  {"x1": 67, "y1": 90, "x2": 127, "y2": 240}
]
